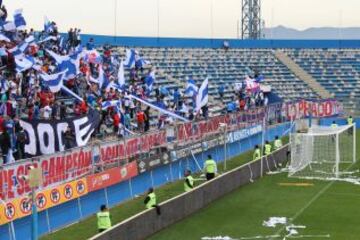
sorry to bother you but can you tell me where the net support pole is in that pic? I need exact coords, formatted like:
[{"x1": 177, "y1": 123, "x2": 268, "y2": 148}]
[
  {"x1": 335, "y1": 133, "x2": 340, "y2": 178},
  {"x1": 353, "y1": 124, "x2": 356, "y2": 163}
]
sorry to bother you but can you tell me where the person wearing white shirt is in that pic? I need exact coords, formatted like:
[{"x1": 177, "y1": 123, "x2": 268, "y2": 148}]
[{"x1": 43, "y1": 105, "x2": 52, "y2": 119}]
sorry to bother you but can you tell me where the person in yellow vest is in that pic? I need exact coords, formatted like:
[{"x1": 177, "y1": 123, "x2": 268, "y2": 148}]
[
  {"x1": 274, "y1": 136, "x2": 283, "y2": 150},
  {"x1": 253, "y1": 145, "x2": 261, "y2": 160},
  {"x1": 184, "y1": 170, "x2": 194, "y2": 192},
  {"x1": 144, "y1": 187, "x2": 161, "y2": 215},
  {"x1": 97, "y1": 204, "x2": 112, "y2": 233},
  {"x1": 264, "y1": 140, "x2": 272, "y2": 156},
  {"x1": 347, "y1": 116, "x2": 354, "y2": 134},
  {"x1": 331, "y1": 121, "x2": 338, "y2": 128},
  {"x1": 203, "y1": 155, "x2": 217, "y2": 181}
]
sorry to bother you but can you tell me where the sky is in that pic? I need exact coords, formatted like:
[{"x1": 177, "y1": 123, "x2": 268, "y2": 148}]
[{"x1": 4, "y1": 0, "x2": 359, "y2": 38}]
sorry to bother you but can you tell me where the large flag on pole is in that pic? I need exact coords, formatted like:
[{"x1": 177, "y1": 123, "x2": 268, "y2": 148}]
[
  {"x1": 13, "y1": 9, "x2": 26, "y2": 30},
  {"x1": 123, "y1": 49, "x2": 136, "y2": 68},
  {"x1": 196, "y1": 77, "x2": 208, "y2": 112}
]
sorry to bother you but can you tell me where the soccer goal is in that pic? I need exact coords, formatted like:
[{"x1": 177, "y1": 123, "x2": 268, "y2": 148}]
[{"x1": 289, "y1": 124, "x2": 356, "y2": 180}]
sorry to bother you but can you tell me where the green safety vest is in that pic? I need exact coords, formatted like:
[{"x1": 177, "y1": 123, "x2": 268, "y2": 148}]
[
  {"x1": 204, "y1": 159, "x2": 216, "y2": 174},
  {"x1": 184, "y1": 175, "x2": 194, "y2": 192},
  {"x1": 146, "y1": 192, "x2": 156, "y2": 209},
  {"x1": 97, "y1": 211, "x2": 111, "y2": 230},
  {"x1": 264, "y1": 144, "x2": 272, "y2": 155},
  {"x1": 331, "y1": 123, "x2": 338, "y2": 128},
  {"x1": 253, "y1": 148, "x2": 261, "y2": 160},
  {"x1": 274, "y1": 139, "x2": 283, "y2": 150},
  {"x1": 347, "y1": 117, "x2": 353, "y2": 125}
]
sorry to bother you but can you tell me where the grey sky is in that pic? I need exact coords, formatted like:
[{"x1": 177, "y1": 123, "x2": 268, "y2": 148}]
[{"x1": 4, "y1": 0, "x2": 358, "y2": 38}]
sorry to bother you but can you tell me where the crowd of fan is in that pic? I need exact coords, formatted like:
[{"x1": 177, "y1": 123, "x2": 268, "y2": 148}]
[{"x1": 0, "y1": 6, "x2": 268, "y2": 164}]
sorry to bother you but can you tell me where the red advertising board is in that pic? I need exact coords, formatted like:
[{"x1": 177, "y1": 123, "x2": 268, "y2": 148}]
[
  {"x1": 86, "y1": 161, "x2": 138, "y2": 192},
  {"x1": 0, "y1": 146, "x2": 93, "y2": 201}
]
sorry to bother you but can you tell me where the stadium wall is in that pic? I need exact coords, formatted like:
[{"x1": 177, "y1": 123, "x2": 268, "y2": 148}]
[
  {"x1": 0, "y1": 123, "x2": 291, "y2": 240},
  {"x1": 80, "y1": 34, "x2": 360, "y2": 48},
  {"x1": 319, "y1": 117, "x2": 360, "y2": 127},
  {"x1": 91, "y1": 146, "x2": 289, "y2": 240}
]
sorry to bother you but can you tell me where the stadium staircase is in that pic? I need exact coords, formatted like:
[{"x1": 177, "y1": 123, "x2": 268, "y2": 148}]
[{"x1": 274, "y1": 50, "x2": 333, "y2": 99}]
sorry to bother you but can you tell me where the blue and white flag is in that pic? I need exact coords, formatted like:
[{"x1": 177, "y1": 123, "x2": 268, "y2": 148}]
[
  {"x1": 38, "y1": 35, "x2": 57, "y2": 44},
  {"x1": 195, "y1": 78, "x2": 208, "y2": 112},
  {"x1": 117, "y1": 60, "x2": 125, "y2": 87},
  {"x1": 1, "y1": 21, "x2": 16, "y2": 32},
  {"x1": 9, "y1": 41, "x2": 30, "y2": 58},
  {"x1": 44, "y1": 16, "x2": 53, "y2": 33},
  {"x1": 255, "y1": 75, "x2": 265, "y2": 83},
  {"x1": 46, "y1": 49, "x2": 83, "y2": 80},
  {"x1": 101, "y1": 100, "x2": 121, "y2": 110},
  {"x1": 15, "y1": 55, "x2": 35, "y2": 72},
  {"x1": 40, "y1": 71, "x2": 67, "y2": 93},
  {"x1": 135, "y1": 54, "x2": 150, "y2": 68},
  {"x1": 0, "y1": 33, "x2": 10, "y2": 42},
  {"x1": 123, "y1": 49, "x2": 136, "y2": 68},
  {"x1": 185, "y1": 79, "x2": 198, "y2": 96},
  {"x1": 145, "y1": 70, "x2": 155, "y2": 94},
  {"x1": 13, "y1": 9, "x2": 26, "y2": 30}
]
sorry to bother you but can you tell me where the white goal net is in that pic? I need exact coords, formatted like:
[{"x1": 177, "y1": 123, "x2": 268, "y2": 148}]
[{"x1": 289, "y1": 124, "x2": 356, "y2": 180}]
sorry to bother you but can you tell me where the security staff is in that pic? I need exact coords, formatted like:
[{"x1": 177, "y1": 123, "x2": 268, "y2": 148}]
[
  {"x1": 144, "y1": 187, "x2": 161, "y2": 215},
  {"x1": 347, "y1": 116, "x2": 353, "y2": 125},
  {"x1": 204, "y1": 155, "x2": 217, "y2": 181},
  {"x1": 264, "y1": 140, "x2": 272, "y2": 156},
  {"x1": 184, "y1": 170, "x2": 194, "y2": 192},
  {"x1": 253, "y1": 145, "x2": 261, "y2": 160},
  {"x1": 97, "y1": 205, "x2": 112, "y2": 233},
  {"x1": 274, "y1": 136, "x2": 283, "y2": 150},
  {"x1": 331, "y1": 121, "x2": 338, "y2": 128}
]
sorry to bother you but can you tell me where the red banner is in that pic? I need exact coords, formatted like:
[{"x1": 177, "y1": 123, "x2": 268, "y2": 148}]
[
  {"x1": 86, "y1": 161, "x2": 138, "y2": 192},
  {"x1": 0, "y1": 146, "x2": 93, "y2": 201},
  {"x1": 99, "y1": 130, "x2": 167, "y2": 165},
  {"x1": 282, "y1": 99, "x2": 342, "y2": 120}
]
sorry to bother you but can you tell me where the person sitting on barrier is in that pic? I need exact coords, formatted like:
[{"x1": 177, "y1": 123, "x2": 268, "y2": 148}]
[
  {"x1": 184, "y1": 170, "x2": 194, "y2": 192},
  {"x1": 97, "y1": 204, "x2": 112, "y2": 233},
  {"x1": 203, "y1": 155, "x2": 217, "y2": 181},
  {"x1": 264, "y1": 141, "x2": 272, "y2": 156},
  {"x1": 144, "y1": 187, "x2": 161, "y2": 215},
  {"x1": 274, "y1": 136, "x2": 283, "y2": 151},
  {"x1": 253, "y1": 145, "x2": 261, "y2": 160}
]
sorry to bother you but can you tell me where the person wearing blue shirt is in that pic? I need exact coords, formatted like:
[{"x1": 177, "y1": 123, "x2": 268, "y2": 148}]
[
  {"x1": 218, "y1": 85, "x2": 225, "y2": 98},
  {"x1": 173, "y1": 88, "x2": 181, "y2": 108}
]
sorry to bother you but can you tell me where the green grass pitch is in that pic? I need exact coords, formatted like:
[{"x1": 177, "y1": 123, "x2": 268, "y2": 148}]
[
  {"x1": 42, "y1": 130, "x2": 360, "y2": 240},
  {"x1": 149, "y1": 131, "x2": 360, "y2": 240}
]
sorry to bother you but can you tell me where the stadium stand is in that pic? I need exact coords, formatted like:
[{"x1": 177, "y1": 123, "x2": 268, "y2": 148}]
[{"x1": 283, "y1": 49, "x2": 360, "y2": 114}]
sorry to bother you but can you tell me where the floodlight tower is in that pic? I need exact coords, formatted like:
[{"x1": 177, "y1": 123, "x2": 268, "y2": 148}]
[{"x1": 241, "y1": 0, "x2": 262, "y2": 39}]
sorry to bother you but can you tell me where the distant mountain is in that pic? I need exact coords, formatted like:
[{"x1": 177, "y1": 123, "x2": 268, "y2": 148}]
[{"x1": 263, "y1": 25, "x2": 360, "y2": 39}]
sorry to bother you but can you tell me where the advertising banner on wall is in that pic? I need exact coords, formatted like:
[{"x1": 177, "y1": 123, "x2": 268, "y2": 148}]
[
  {"x1": 0, "y1": 146, "x2": 93, "y2": 201},
  {"x1": 0, "y1": 178, "x2": 88, "y2": 225},
  {"x1": 86, "y1": 162, "x2": 138, "y2": 192}
]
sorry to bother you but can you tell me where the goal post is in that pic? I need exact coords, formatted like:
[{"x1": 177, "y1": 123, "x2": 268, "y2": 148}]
[{"x1": 289, "y1": 124, "x2": 356, "y2": 180}]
